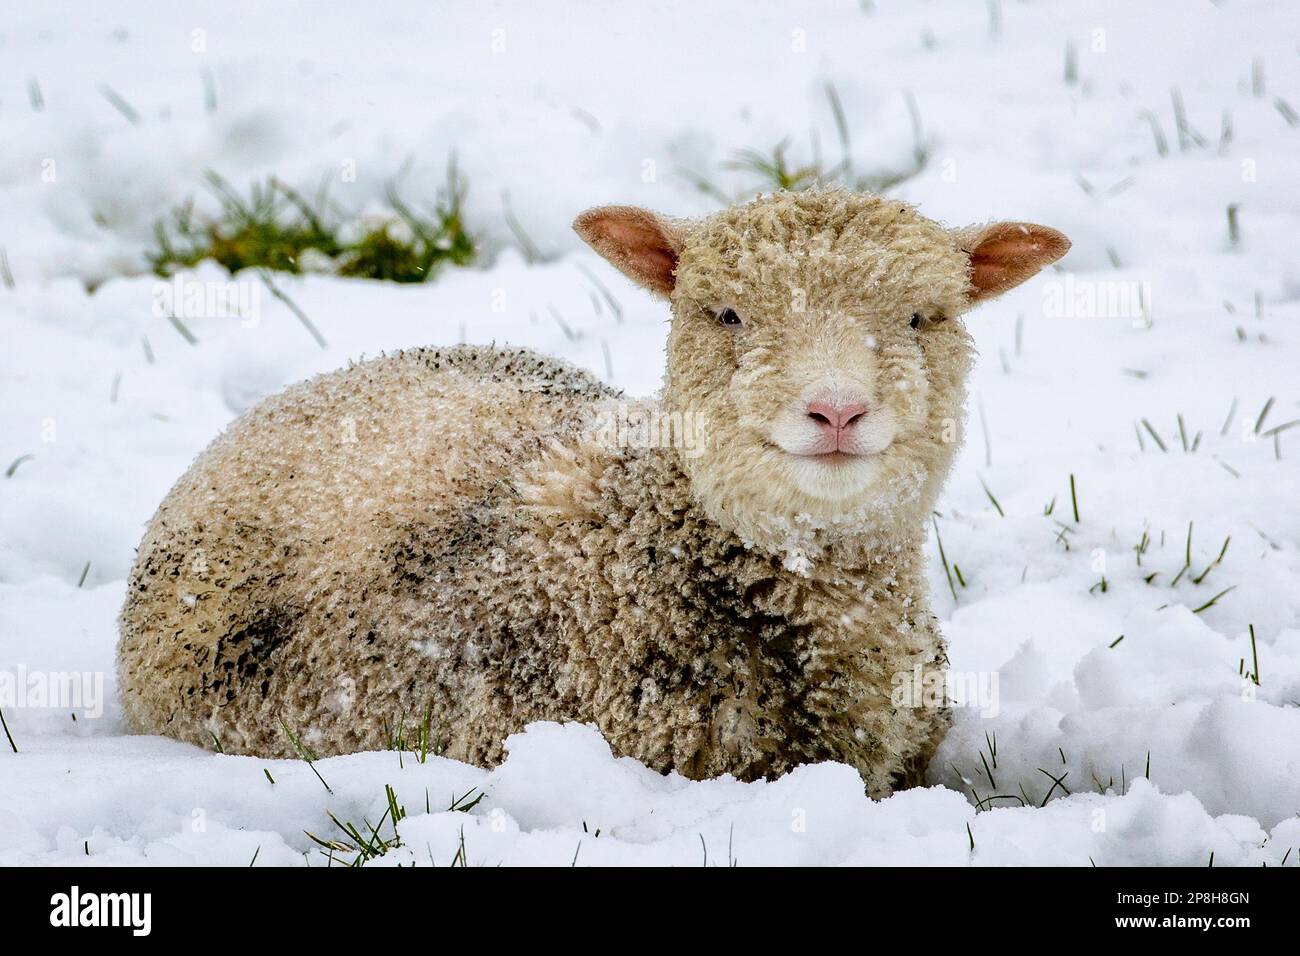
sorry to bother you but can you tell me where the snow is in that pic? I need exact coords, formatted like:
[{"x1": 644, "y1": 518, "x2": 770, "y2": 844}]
[{"x1": 2, "y1": 0, "x2": 1299, "y2": 865}]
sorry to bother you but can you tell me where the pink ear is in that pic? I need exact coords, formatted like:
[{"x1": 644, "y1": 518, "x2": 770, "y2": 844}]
[
  {"x1": 960, "y1": 221, "x2": 1071, "y2": 302},
  {"x1": 573, "y1": 205, "x2": 681, "y2": 297}
]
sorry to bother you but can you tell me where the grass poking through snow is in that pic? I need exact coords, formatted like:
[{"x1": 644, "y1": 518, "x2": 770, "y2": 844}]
[
  {"x1": 0, "y1": 705, "x2": 17, "y2": 753},
  {"x1": 5, "y1": 455, "x2": 34, "y2": 478},
  {"x1": 679, "y1": 84, "x2": 930, "y2": 201},
  {"x1": 149, "y1": 161, "x2": 475, "y2": 283},
  {"x1": 931, "y1": 514, "x2": 959, "y2": 603},
  {"x1": 279, "y1": 718, "x2": 332, "y2": 794}
]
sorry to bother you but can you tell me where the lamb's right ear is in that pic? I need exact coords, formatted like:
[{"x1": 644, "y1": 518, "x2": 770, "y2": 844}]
[
  {"x1": 957, "y1": 221, "x2": 1071, "y2": 303},
  {"x1": 573, "y1": 205, "x2": 681, "y2": 297}
]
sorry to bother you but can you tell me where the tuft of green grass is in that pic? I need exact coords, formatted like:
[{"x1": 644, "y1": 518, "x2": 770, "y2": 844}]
[
  {"x1": 305, "y1": 789, "x2": 406, "y2": 867},
  {"x1": 150, "y1": 160, "x2": 475, "y2": 283},
  {"x1": 341, "y1": 174, "x2": 475, "y2": 280},
  {"x1": 681, "y1": 87, "x2": 930, "y2": 201},
  {"x1": 385, "y1": 705, "x2": 442, "y2": 766},
  {"x1": 723, "y1": 138, "x2": 823, "y2": 192},
  {"x1": 150, "y1": 171, "x2": 335, "y2": 275},
  {"x1": 305, "y1": 786, "x2": 484, "y2": 867}
]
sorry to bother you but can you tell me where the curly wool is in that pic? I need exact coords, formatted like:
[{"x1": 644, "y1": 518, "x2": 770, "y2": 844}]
[{"x1": 117, "y1": 188, "x2": 1018, "y2": 795}]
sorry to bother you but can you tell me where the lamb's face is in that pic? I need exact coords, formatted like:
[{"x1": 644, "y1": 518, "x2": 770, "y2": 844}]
[
  {"x1": 575, "y1": 190, "x2": 1068, "y2": 554},
  {"x1": 666, "y1": 192, "x2": 977, "y2": 519}
]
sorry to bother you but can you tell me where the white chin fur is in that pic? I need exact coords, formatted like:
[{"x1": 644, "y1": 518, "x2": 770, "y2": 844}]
[
  {"x1": 782, "y1": 452, "x2": 885, "y2": 502},
  {"x1": 767, "y1": 408, "x2": 899, "y2": 502}
]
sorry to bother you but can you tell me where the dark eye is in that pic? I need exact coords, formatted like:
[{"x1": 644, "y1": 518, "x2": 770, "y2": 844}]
[
  {"x1": 910, "y1": 313, "x2": 924, "y2": 330},
  {"x1": 719, "y1": 308, "x2": 742, "y2": 326}
]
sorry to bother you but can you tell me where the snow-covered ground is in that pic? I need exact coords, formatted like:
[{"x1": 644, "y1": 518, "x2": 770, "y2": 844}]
[{"x1": 2, "y1": 0, "x2": 1299, "y2": 866}]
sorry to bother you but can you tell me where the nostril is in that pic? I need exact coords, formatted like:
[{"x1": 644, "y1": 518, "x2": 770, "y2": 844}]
[
  {"x1": 806, "y1": 400, "x2": 868, "y2": 430},
  {"x1": 806, "y1": 401, "x2": 840, "y2": 429},
  {"x1": 841, "y1": 404, "x2": 868, "y2": 428}
]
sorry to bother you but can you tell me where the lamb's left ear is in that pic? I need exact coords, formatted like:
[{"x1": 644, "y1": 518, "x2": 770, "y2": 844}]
[
  {"x1": 573, "y1": 205, "x2": 681, "y2": 297},
  {"x1": 957, "y1": 221, "x2": 1071, "y2": 302}
]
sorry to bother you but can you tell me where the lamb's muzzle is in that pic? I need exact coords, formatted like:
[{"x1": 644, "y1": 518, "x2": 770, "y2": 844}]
[{"x1": 117, "y1": 187, "x2": 1068, "y2": 796}]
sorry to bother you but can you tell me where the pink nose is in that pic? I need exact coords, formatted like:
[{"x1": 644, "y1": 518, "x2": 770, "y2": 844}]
[{"x1": 806, "y1": 401, "x2": 868, "y2": 432}]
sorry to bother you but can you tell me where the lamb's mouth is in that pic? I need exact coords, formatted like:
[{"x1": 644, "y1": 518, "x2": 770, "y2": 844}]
[
  {"x1": 774, "y1": 445, "x2": 886, "y2": 466},
  {"x1": 789, "y1": 450, "x2": 865, "y2": 465},
  {"x1": 760, "y1": 438, "x2": 887, "y2": 467}
]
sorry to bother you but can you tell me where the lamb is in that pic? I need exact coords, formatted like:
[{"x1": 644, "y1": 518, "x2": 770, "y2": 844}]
[{"x1": 117, "y1": 187, "x2": 1067, "y2": 795}]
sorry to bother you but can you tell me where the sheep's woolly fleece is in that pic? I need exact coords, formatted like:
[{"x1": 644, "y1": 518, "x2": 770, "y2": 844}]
[{"x1": 118, "y1": 183, "x2": 979, "y2": 795}]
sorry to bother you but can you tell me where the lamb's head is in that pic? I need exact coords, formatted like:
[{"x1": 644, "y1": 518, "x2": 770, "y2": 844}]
[{"x1": 575, "y1": 188, "x2": 1068, "y2": 560}]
